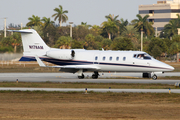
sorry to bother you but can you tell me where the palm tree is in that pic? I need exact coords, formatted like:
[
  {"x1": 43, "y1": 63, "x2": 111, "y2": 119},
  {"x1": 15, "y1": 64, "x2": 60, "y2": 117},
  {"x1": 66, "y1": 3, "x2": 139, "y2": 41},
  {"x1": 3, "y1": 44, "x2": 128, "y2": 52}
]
[
  {"x1": 41, "y1": 17, "x2": 54, "y2": 29},
  {"x1": 26, "y1": 15, "x2": 42, "y2": 27},
  {"x1": 122, "y1": 25, "x2": 140, "y2": 50},
  {"x1": 163, "y1": 19, "x2": 178, "y2": 37},
  {"x1": 101, "y1": 18, "x2": 118, "y2": 39},
  {"x1": 80, "y1": 22, "x2": 92, "y2": 29},
  {"x1": 132, "y1": 14, "x2": 154, "y2": 51},
  {"x1": 10, "y1": 33, "x2": 21, "y2": 53},
  {"x1": 105, "y1": 14, "x2": 128, "y2": 36},
  {"x1": 105, "y1": 14, "x2": 119, "y2": 25},
  {"x1": 176, "y1": 14, "x2": 180, "y2": 26},
  {"x1": 131, "y1": 14, "x2": 154, "y2": 36},
  {"x1": 122, "y1": 25, "x2": 139, "y2": 38},
  {"x1": 162, "y1": 14, "x2": 180, "y2": 38},
  {"x1": 91, "y1": 25, "x2": 101, "y2": 34},
  {"x1": 118, "y1": 18, "x2": 128, "y2": 35},
  {"x1": 105, "y1": 14, "x2": 120, "y2": 35},
  {"x1": 52, "y1": 5, "x2": 68, "y2": 27}
]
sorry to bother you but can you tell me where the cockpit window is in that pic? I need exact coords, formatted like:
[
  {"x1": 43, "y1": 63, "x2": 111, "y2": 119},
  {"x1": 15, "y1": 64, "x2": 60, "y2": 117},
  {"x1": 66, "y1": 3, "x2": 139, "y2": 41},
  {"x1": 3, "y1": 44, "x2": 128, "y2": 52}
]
[
  {"x1": 144, "y1": 54, "x2": 151, "y2": 59},
  {"x1": 134, "y1": 53, "x2": 151, "y2": 60},
  {"x1": 137, "y1": 54, "x2": 144, "y2": 59}
]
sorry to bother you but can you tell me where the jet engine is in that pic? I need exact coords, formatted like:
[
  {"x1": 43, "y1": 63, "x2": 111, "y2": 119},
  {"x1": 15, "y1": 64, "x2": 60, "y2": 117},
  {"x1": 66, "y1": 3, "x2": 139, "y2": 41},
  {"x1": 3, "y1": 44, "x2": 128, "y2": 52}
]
[{"x1": 46, "y1": 49, "x2": 75, "y2": 60}]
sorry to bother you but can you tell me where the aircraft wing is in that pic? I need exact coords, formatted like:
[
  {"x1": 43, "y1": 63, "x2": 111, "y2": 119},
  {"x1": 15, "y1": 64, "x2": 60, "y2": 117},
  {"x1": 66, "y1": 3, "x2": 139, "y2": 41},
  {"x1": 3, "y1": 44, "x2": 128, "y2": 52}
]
[
  {"x1": 35, "y1": 55, "x2": 100, "y2": 70},
  {"x1": 49, "y1": 65, "x2": 100, "y2": 69}
]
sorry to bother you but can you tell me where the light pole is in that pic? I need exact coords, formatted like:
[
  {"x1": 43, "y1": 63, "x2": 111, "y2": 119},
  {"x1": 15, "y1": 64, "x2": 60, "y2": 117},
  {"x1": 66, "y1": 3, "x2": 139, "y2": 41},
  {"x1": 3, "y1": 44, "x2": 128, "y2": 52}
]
[
  {"x1": 69, "y1": 22, "x2": 73, "y2": 37},
  {"x1": 141, "y1": 29, "x2": 143, "y2": 51},
  {"x1": 4, "y1": 18, "x2": 7, "y2": 37},
  {"x1": 69, "y1": 22, "x2": 73, "y2": 49},
  {"x1": 155, "y1": 27, "x2": 158, "y2": 37}
]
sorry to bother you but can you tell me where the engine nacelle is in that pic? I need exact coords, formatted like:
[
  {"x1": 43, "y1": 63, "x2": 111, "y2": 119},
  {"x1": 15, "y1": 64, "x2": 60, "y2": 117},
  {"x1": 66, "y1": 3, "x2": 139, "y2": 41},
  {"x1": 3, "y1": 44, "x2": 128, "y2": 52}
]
[{"x1": 46, "y1": 49, "x2": 75, "y2": 60}]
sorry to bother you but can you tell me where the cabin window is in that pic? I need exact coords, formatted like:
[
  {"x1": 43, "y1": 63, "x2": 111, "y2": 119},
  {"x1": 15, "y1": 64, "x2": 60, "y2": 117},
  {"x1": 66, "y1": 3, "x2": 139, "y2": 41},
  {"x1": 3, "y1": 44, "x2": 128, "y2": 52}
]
[
  {"x1": 95, "y1": 56, "x2": 98, "y2": 60},
  {"x1": 103, "y1": 56, "x2": 106, "y2": 61},
  {"x1": 123, "y1": 57, "x2": 126, "y2": 61},
  {"x1": 116, "y1": 57, "x2": 119, "y2": 61},
  {"x1": 109, "y1": 57, "x2": 112, "y2": 61},
  {"x1": 134, "y1": 54, "x2": 137, "y2": 58}
]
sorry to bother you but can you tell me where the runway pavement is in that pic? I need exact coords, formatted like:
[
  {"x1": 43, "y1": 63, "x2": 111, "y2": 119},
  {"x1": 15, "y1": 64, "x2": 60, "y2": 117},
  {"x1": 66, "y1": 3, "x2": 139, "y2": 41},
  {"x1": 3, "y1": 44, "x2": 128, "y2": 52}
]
[
  {"x1": 1, "y1": 72, "x2": 180, "y2": 93},
  {"x1": 0, "y1": 87, "x2": 179, "y2": 93},
  {"x1": 0, "y1": 72, "x2": 180, "y2": 84}
]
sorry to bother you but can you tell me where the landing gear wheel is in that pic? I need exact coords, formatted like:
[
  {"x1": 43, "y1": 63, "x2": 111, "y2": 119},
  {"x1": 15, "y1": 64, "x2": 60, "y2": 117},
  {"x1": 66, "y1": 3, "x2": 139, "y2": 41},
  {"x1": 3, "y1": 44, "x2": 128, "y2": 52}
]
[
  {"x1": 152, "y1": 74, "x2": 157, "y2": 80},
  {"x1": 92, "y1": 71, "x2": 99, "y2": 79},
  {"x1": 92, "y1": 74, "x2": 98, "y2": 79},
  {"x1": 78, "y1": 74, "x2": 84, "y2": 79}
]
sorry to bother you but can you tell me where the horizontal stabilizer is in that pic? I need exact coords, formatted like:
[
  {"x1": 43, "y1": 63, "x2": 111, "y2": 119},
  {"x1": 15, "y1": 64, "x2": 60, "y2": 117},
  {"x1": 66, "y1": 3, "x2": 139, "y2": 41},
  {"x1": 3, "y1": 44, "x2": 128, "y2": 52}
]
[{"x1": 8, "y1": 30, "x2": 33, "y2": 33}]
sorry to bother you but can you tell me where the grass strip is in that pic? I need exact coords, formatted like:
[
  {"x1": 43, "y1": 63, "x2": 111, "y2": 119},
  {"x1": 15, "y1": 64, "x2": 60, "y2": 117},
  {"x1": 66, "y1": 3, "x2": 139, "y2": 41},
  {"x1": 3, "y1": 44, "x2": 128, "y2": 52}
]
[
  {"x1": 0, "y1": 82, "x2": 179, "y2": 89},
  {"x1": 1, "y1": 91, "x2": 180, "y2": 103}
]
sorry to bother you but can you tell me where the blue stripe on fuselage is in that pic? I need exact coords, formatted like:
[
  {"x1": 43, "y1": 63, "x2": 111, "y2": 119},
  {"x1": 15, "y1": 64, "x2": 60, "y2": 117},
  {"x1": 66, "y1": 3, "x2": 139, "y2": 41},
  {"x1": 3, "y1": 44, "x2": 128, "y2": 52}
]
[
  {"x1": 43, "y1": 58, "x2": 93, "y2": 66},
  {"x1": 19, "y1": 56, "x2": 36, "y2": 61},
  {"x1": 19, "y1": 56, "x2": 93, "y2": 66}
]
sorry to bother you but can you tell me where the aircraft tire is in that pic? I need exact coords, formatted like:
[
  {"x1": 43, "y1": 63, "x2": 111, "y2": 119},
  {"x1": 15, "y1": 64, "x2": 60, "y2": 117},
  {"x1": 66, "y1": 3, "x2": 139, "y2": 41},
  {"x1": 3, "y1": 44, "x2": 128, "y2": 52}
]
[
  {"x1": 92, "y1": 74, "x2": 98, "y2": 79},
  {"x1": 78, "y1": 74, "x2": 84, "y2": 79},
  {"x1": 152, "y1": 74, "x2": 157, "y2": 80}
]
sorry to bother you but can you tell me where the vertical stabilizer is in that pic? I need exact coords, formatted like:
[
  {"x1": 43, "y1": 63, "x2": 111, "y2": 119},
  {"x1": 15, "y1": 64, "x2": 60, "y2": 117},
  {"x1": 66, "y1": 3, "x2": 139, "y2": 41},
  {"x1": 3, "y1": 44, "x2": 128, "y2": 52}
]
[{"x1": 10, "y1": 29, "x2": 50, "y2": 54}]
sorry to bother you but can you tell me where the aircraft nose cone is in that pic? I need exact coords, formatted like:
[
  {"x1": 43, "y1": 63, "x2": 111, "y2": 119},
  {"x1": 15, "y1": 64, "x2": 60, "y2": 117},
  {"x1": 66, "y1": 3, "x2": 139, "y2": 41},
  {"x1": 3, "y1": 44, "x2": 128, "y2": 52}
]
[
  {"x1": 166, "y1": 65, "x2": 174, "y2": 71},
  {"x1": 170, "y1": 66, "x2": 175, "y2": 71}
]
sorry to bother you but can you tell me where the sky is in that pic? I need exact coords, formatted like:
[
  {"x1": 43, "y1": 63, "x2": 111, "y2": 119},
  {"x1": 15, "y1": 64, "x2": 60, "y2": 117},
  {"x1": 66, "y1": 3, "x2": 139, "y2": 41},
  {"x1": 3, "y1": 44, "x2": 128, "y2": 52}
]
[{"x1": 0, "y1": 0, "x2": 159, "y2": 30}]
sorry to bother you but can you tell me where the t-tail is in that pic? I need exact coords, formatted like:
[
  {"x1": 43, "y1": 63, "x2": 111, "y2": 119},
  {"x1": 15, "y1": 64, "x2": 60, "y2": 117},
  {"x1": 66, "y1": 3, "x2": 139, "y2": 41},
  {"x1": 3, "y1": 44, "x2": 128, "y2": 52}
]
[{"x1": 9, "y1": 29, "x2": 50, "y2": 61}]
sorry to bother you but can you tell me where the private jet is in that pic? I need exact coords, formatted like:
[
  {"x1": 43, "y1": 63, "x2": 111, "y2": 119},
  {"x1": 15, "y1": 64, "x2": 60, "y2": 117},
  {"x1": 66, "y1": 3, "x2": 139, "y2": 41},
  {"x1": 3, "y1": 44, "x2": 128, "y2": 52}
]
[{"x1": 9, "y1": 29, "x2": 174, "y2": 80}]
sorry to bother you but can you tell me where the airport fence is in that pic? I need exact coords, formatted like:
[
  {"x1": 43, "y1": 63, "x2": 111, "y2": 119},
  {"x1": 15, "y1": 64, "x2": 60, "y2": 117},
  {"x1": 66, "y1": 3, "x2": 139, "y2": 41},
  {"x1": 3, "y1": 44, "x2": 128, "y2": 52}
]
[
  {"x1": 0, "y1": 53, "x2": 52, "y2": 67},
  {"x1": 0, "y1": 53, "x2": 22, "y2": 61}
]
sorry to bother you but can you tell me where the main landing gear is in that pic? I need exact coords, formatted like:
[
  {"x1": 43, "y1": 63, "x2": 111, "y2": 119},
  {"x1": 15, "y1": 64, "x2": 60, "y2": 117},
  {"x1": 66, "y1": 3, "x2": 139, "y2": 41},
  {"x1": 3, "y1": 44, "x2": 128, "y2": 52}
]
[
  {"x1": 77, "y1": 70, "x2": 99, "y2": 79},
  {"x1": 78, "y1": 73, "x2": 84, "y2": 79},
  {"x1": 92, "y1": 71, "x2": 99, "y2": 79},
  {"x1": 78, "y1": 70, "x2": 85, "y2": 79}
]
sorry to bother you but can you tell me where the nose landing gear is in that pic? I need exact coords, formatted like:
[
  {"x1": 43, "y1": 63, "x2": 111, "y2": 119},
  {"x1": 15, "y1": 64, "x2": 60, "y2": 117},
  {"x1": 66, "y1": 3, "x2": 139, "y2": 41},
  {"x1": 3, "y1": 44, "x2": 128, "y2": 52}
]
[
  {"x1": 152, "y1": 74, "x2": 157, "y2": 80},
  {"x1": 142, "y1": 72, "x2": 157, "y2": 80}
]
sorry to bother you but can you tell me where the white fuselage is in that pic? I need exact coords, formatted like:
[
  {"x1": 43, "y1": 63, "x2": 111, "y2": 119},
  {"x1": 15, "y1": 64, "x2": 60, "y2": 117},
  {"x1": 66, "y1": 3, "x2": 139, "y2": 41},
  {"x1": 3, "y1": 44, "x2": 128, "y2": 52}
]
[{"x1": 32, "y1": 49, "x2": 174, "y2": 73}]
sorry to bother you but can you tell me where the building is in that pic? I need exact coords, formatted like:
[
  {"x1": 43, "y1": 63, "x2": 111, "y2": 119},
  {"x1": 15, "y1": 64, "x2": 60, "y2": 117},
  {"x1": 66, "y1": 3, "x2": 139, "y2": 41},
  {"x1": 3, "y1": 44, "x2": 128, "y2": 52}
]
[{"x1": 139, "y1": 0, "x2": 180, "y2": 33}]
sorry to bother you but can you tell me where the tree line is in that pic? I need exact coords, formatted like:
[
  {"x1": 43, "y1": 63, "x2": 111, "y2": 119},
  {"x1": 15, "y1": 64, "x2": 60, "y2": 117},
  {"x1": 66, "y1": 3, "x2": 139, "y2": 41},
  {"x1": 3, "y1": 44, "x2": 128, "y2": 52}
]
[{"x1": 0, "y1": 5, "x2": 179, "y2": 61}]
